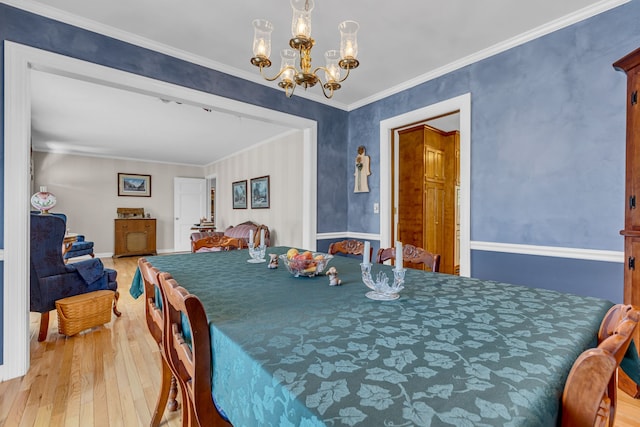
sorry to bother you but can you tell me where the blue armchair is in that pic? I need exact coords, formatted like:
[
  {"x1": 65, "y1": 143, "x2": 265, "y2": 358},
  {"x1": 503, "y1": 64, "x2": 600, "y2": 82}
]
[
  {"x1": 31, "y1": 211, "x2": 95, "y2": 262},
  {"x1": 30, "y1": 213, "x2": 120, "y2": 341}
]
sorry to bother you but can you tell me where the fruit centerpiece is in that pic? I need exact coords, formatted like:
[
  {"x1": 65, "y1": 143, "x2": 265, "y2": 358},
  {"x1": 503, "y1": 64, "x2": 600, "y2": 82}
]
[{"x1": 280, "y1": 248, "x2": 333, "y2": 277}]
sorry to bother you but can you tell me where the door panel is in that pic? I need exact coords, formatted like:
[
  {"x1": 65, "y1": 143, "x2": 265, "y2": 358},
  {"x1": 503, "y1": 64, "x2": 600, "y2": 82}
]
[{"x1": 174, "y1": 177, "x2": 207, "y2": 252}]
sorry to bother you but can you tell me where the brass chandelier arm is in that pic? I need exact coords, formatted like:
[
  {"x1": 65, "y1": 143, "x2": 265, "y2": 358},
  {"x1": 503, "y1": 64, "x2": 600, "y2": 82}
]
[
  {"x1": 258, "y1": 64, "x2": 296, "y2": 82},
  {"x1": 312, "y1": 64, "x2": 353, "y2": 84}
]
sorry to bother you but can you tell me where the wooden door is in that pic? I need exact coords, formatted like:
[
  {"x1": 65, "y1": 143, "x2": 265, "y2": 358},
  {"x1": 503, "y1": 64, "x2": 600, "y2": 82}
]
[
  {"x1": 397, "y1": 125, "x2": 458, "y2": 274},
  {"x1": 174, "y1": 177, "x2": 207, "y2": 252}
]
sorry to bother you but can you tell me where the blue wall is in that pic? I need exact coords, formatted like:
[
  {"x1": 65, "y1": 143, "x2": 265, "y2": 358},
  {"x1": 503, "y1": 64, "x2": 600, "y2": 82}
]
[
  {"x1": 3, "y1": 1, "x2": 640, "y2": 365},
  {"x1": 346, "y1": 1, "x2": 640, "y2": 302}
]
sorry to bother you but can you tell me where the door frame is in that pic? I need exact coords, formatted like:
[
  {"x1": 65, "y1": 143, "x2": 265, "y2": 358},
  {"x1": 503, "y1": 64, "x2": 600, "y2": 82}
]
[
  {"x1": 379, "y1": 93, "x2": 471, "y2": 276},
  {"x1": 3, "y1": 41, "x2": 317, "y2": 380}
]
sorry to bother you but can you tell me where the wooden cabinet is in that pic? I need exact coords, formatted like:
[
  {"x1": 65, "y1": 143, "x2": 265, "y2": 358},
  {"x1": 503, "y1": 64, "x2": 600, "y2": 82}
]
[
  {"x1": 396, "y1": 125, "x2": 459, "y2": 274},
  {"x1": 114, "y1": 218, "x2": 157, "y2": 258},
  {"x1": 614, "y1": 48, "x2": 640, "y2": 399},
  {"x1": 614, "y1": 48, "x2": 640, "y2": 307}
]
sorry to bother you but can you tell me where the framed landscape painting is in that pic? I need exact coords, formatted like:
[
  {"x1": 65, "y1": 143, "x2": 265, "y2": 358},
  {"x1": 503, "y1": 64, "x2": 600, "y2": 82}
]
[
  {"x1": 118, "y1": 173, "x2": 151, "y2": 197},
  {"x1": 232, "y1": 180, "x2": 247, "y2": 209},
  {"x1": 250, "y1": 175, "x2": 270, "y2": 209}
]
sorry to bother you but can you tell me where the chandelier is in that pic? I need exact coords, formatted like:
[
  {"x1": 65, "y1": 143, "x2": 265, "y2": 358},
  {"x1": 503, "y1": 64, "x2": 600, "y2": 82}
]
[{"x1": 250, "y1": 0, "x2": 360, "y2": 99}]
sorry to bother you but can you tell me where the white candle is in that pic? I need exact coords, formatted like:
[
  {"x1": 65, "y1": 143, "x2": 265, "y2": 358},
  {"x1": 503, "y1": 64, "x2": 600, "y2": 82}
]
[
  {"x1": 260, "y1": 228, "x2": 265, "y2": 247},
  {"x1": 395, "y1": 241, "x2": 403, "y2": 270},
  {"x1": 249, "y1": 229, "x2": 254, "y2": 247},
  {"x1": 363, "y1": 241, "x2": 371, "y2": 265}
]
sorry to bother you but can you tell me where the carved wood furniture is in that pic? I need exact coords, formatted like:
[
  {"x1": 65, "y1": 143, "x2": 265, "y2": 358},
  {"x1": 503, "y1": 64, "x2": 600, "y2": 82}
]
[
  {"x1": 159, "y1": 273, "x2": 231, "y2": 427},
  {"x1": 138, "y1": 258, "x2": 179, "y2": 425},
  {"x1": 328, "y1": 239, "x2": 373, "y2": 259},
  {"x1": 598, "y1": 304, "x2": 640, "y2": 400},
  {"x1": 562, "y1": 315, "x2": 638, "y2": 427},
  {"x1": 613, "y1": 48, "x2": 640, "y2": 401},
  {"x1": 396, "y1": 125, "x2": 459, "y2": 274},
  {"x1": 191, "y1": 235, "x2": 246, "y2": 253},
  {"x1": 114, "y1": 218, "x2": 157, "y2": 258},
  {"x1": 376, "y1": 244, "x2": 441, "y2": 272}
]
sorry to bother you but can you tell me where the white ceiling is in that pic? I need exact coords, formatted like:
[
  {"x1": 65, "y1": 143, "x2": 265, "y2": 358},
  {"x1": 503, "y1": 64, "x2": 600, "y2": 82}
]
[{"x1": 16, "y1": 0, "x2": 625, "y2": 166}]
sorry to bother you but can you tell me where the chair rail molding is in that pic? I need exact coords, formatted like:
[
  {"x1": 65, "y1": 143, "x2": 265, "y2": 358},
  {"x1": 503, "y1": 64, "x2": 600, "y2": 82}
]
[{"x1": 470, "y1": 241, "x2": 624, "y2": 263}]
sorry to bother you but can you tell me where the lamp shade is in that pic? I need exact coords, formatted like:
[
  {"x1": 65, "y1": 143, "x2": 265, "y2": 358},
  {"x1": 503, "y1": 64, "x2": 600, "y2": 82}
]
[
  {"x1": 324, "y1": 50, "x2": 341, "y2": 82},
  {"x1": 31, "y1": 186, "x2": 57, "y2": 213},
  {"x1": 252, "y1": 19, "x2": 274, "y2": 59},
  {"x1": 339, "y1": 20, "x2": 359, "y2": 59},
  {"x1": 290, "y1": 0, "x2": 314, "y2": 38}
]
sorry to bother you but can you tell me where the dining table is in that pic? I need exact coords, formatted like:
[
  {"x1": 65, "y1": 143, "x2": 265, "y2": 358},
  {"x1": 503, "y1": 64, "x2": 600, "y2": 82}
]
[{"x1": 130, "y1": 246, "x2": 615, "y2": 427}]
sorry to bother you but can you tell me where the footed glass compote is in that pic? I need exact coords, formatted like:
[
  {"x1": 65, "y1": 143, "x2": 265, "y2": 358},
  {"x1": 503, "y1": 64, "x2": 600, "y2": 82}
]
[
  {"x1": 361, "y1": 263, "x2": 406, "y2": 300},
  {"x1": 248, "y1": 244, "x2": 267, "y2": 263}
]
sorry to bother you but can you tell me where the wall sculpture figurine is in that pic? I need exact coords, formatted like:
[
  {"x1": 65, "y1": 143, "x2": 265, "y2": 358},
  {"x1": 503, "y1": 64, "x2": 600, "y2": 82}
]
[{"x1": 354, "y1": 145, "x2": 371, "y2": 193}]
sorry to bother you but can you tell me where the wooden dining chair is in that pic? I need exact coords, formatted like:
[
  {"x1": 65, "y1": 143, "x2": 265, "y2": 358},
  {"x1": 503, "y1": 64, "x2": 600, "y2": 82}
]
[
  {"x1": 562, "y1": 317, "x2": 638, "y2": 427},
  {"x1": 328, "y1": 239, "x2": 373, "y2": 259},
  {"x1": 138, "y1": 258, "x2": 179, "y2": 426},
  {"x1": 376, "y1": 244, "x2": 441, "y2": 272},
  {"x1": 597, "y1": 304, "x2": 640, "y2": 400},
  {"x1": 191, "y1": 235, "x2": 246, "y2": 253},
  {"x1": 159, "y1": 273, "x2": 231, "y2": 427}
]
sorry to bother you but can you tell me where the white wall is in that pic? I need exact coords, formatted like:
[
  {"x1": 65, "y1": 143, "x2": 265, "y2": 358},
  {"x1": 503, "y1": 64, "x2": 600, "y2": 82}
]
[
  {"x1": 32, "y1": 151, "x2": 204, "y2": 254},
  {"x1": 206, "y1": 131, "x2": 303, "y2": 247}
]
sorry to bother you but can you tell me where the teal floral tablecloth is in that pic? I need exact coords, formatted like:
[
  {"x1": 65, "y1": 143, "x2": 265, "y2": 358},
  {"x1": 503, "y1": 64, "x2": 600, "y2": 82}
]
[{"x1": 131, "y1": 248, "x2": 613, "y2": 427}]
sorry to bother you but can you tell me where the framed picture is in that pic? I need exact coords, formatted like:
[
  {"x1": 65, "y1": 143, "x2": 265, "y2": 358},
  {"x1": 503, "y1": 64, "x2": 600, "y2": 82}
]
[
  {"x1": 232, "y1": 180, "x2": 247, "y2": 209},
  {"x1": 118, "y1": 173, "x2": 151, "y2": 197},
  {"x1": 250, "y1": 175, "x2": 270, "y2": 209}
]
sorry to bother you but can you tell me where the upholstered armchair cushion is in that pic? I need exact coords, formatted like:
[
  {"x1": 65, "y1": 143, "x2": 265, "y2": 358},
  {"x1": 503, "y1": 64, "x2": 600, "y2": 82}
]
[
  {"x1": 64, "y1": 234, "x2": 95, "y2": 260},
  {"x1": 30, "y1": 213, "x2": 117, "y2": 313}
]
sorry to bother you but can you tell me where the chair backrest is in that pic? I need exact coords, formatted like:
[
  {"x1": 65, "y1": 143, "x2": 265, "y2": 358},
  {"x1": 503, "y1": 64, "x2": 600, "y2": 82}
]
[
  {"x1": 562, "y1": 317, "x2": 638, "y2": 427},
  {"x1": 561, "y1": 347, "x2": 616, "y2": 427},
  {"x1": 598, "y1": 304, "x2": 639, "y2": 343},
  {"x1": 376, "y1": 244, "x2": 441, "y2": 272},
  {"x1": 30, "y1": 213, "x2": 68, "y2": 278},
  {"x1": 192, "y1": 235, "x2": 246, "y2": 253},
  {"x1": 138, "y1": 258, "x2": 163, "y2": 345},
  {"x1": 159, "y1": 273, "x2": 229, "y2": 427},
  {"x1": 328, "y1": 239, "x2": 373, "y2": 259}
]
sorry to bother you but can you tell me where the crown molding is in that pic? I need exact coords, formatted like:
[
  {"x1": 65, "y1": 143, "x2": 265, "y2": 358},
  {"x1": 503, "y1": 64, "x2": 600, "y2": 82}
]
[
  {"x1": 3, "y1": 0, "x2": 628, "y2": 112},
  {"x1": 347, "y1": 0, "x2": 630, "y2": 110},
  {"x1": 2, "y1": 0, "x2": 349, "y2": 110}
]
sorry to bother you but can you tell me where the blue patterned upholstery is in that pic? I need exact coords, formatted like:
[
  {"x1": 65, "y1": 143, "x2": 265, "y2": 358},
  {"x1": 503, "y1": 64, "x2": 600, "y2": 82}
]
[
  {"x1": 31, "y1": 211, "x2": 95, "y2": 260},
  {"x1": 30, "y1": 213, "x2": 117, "y2": 340}
]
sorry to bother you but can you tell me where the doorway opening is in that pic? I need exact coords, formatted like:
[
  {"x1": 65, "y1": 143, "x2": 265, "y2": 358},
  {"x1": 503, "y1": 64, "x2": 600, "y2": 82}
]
[
  {"x1": 379, "y1": 93, "x2": 471, "y2": 277},
  {"x1": 394, "y1": 113, "x2": 460, "y2": 274},
  {"x1": 3, "y1": 41, "x2": 318, "y2": 380}
]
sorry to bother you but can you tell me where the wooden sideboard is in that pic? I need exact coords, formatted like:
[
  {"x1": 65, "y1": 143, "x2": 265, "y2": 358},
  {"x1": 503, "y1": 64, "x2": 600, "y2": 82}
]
[{"x1": 114, "y1": 218, "x2": 157, "y2": 258}]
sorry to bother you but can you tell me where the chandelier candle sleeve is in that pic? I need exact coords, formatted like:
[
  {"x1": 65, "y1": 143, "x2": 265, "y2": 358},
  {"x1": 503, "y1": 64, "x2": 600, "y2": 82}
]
[
  {"x1": 291, "y1": 0, "x2": 313, "y2": 38},
  {"x1": 260, "y1": 228, "x2": 265, "y2": 247},
  {"x1": 249, "y1": 229, "x2": 254, "y2": 247}
]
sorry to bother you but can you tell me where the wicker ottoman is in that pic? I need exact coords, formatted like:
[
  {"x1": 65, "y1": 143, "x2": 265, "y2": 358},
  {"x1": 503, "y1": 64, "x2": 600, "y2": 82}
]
[{"x1": 55, "y1": 290, "x2": 114, "y2": 337}]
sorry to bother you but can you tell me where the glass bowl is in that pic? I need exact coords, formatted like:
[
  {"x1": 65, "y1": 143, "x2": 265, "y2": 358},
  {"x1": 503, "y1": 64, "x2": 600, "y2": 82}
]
[{"x1": 279, "y1": 252, "x2": 333, "y2": 277}]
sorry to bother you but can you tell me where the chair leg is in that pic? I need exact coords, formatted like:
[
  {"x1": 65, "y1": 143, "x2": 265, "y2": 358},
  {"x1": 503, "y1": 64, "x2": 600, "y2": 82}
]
[
  {"x1": 168, "y1": 375, "x2": 180, "y2": 411},
  {"x1": 150, "y1": 358, "x2": 173, "y2": 427},
  {"x1": 112, "y1": 290, "x2": 122, "y2": 317},
  {"x1": 38, "y1": 311, "x2": 50, "y2": 342}
]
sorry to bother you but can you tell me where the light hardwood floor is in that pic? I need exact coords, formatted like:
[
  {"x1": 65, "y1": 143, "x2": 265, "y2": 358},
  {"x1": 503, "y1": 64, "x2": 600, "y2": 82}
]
[{"x1": 1, "y1": 255, "x2": 639, "y2": 426}]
